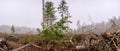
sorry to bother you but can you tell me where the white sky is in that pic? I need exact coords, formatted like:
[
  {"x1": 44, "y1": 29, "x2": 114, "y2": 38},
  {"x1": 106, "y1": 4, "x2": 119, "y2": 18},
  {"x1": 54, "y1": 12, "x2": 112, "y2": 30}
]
[{"x1": 0, "y1": 0, "x2": 120, "y2": 29}]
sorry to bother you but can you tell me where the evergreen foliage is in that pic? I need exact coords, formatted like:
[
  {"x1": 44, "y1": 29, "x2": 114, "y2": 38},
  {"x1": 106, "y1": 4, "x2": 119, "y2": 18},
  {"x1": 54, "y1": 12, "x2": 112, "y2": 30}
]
[
  {"x1": 11, "y1": 25, "x2": 15, "y2": 34},
  {"x1": 42, "y1": 0, "x2": 72, "y2": 39}
]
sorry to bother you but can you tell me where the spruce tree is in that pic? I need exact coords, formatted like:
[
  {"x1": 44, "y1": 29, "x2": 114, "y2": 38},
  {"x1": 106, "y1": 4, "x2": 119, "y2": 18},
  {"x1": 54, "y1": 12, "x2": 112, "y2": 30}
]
[
  {"x1": 11, "y1": 25, "x2": 15, "y2": 34},
  {"x1": 44, "y1": 1, "x2": 56, "y2": 29},
  {"x1": 57, "y1": 0, "x2": 72, "y2": 33}
]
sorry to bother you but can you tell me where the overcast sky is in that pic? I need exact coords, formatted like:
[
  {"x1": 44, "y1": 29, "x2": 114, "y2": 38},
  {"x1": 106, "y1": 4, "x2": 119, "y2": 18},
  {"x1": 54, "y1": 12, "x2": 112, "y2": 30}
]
[{"x1": 0, "y1": 0, "x2": 120, "y2": 29}]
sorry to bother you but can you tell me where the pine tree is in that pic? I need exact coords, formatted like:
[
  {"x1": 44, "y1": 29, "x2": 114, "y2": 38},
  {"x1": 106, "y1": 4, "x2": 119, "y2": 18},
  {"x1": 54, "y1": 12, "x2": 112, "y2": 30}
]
[
  {"x1": 42, "y1": 1, "x2": 59, "y2": 38},
  {"x1": 57, "y1": 0, "x2": 72, "y2": 33},
  {"x1": 11, "y1": 25, "x2": 15, "y2": 34},
  {"x1": 42, "y1": 0, "x2": 72, "y2": 39},
  {"x1": 44, "y1": 1, "x2": 56, "y2": 29},
  {"x1": 37, "y1": 28, "x2": 41, "y2": 34},
  {"x1": 58, "y1": 0, "x2": 70, "y2": 19}
]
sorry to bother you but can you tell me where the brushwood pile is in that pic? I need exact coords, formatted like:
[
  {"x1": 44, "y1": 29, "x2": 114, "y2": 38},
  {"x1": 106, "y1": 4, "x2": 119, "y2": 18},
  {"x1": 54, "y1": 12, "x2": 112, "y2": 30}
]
[{"x1": 0, "y1": 31, "x2": 120, "y2": 51}]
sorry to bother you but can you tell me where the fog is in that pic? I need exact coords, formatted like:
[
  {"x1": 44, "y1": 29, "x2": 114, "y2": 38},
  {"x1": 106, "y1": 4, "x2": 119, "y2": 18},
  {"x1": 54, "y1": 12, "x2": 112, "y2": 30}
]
[{"x1": 0, "y1": 0, "x2": 120, "y2": 29}]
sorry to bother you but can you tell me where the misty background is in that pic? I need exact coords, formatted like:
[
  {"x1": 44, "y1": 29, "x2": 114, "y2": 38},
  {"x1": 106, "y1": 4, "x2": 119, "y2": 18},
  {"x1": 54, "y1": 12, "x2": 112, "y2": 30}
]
[{"x1": 0, "y1": 0, "x2": 120, "y2": 34}]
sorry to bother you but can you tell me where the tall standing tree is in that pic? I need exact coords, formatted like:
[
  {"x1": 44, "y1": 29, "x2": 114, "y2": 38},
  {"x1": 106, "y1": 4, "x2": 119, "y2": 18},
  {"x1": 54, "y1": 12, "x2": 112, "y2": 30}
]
[
  {"x1": 42, "y1": 1, "x2": 60, "y2": 38},
  {"x1": 42, "y1": 0, "x2": 45, "y2": 30},
  {"x1": 44, "y1": 1, "x2": 56, "y2": 28},
  {"x1": 57, "y1": 0, "x2": 71, "y2": 33},
  {"x1": 58, "y1": 0, "x2": 70, "y2": 19}
]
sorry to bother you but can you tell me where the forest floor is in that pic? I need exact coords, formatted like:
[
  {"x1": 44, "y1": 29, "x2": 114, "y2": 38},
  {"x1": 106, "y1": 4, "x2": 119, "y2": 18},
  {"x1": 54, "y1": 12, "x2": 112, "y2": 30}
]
[{"x1": 0, "y1": 31, "x2": 120, "y2": 51}]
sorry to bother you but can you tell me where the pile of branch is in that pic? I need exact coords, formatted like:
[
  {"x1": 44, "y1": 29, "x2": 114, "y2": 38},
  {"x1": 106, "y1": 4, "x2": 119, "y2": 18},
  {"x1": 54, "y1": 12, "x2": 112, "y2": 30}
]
[
  {"x1": 0, "y1": 31, "x2": 120, "y2": 51},
  {"x1": 70, "y1": 31, "x2": 120, "y2": 51}
]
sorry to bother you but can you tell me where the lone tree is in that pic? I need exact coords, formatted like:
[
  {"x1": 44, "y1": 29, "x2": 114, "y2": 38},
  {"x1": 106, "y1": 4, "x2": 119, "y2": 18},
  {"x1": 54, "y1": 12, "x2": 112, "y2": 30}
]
[
  {"x1": 42, "y1": 1, "x2": 56, "y2": 30},
  {"x1": 57, "y1": 0, "x2": 72, "y2": 33},
  {"x1": 11, "y1": 25, "x2": 15, "y2": 34},
  {"x1": 58, "y1": 0, "x2": 71, "y2": 18},
  {"x1": 44, "y1": 1, "x2": 56, "y2": 28},
  {"x1": 42, "y1": 1, "x2": 59, "y2": 38},
  {"x1": 37, "y1": 28, "x2": 41, "y2": 34}
]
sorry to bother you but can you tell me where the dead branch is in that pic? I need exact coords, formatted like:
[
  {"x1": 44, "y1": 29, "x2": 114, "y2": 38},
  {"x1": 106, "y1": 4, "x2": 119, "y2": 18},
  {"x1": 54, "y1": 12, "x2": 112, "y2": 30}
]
[
  {"x1": 12, "y1": 43, "x2": 30, "y2": 51},
  {"x1": 12, "y1": 42, "x2": 42, "y2": 51},
  {"x1": 0, "y1": 47, "x2": 6, "y2": 51},
  {"x1": 69, "y1": 34, "x2": 75, "y2": 45},
  {"x1": 30, "y1": 43, "x2": 42, "y2": 49}
]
